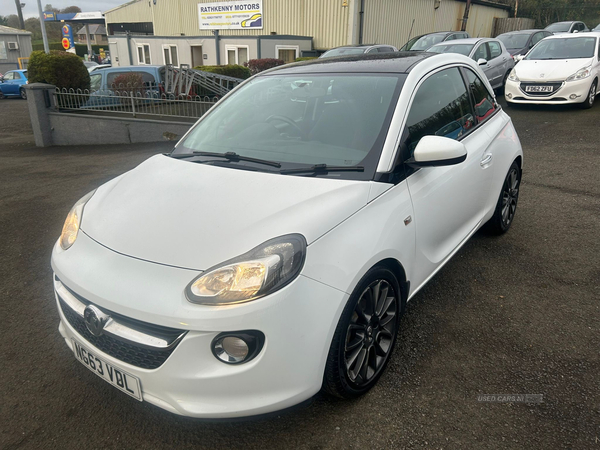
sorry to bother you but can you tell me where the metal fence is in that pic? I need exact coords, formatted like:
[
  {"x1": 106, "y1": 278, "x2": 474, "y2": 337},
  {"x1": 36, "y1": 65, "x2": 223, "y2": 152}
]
[{"x1": 53, "y1": 87, "x2": 220, "y2": 120}]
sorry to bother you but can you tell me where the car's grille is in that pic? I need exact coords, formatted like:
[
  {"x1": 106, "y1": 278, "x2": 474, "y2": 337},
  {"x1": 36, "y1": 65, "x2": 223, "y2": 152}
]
[
  {"x1": 57, "y1": 286, "x2": 186, "y2": 370},
  {"x1": 513, "y1": 96, "x2": 567, "y2": 102},
  {"x1": 519, "y1": 82, "x2": 563, "y2": 96}
]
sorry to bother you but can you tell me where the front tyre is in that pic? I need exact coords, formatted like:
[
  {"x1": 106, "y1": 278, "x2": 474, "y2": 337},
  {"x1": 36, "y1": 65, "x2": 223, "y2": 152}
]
[
  {"x1": 484, "y1": 161, "x2": 521, "y2": 235},
  {"x1": 579, "y1": 80, "x2": 597, "y2": 109},
  {"x1": 20, "y1": 88, "x2": 27, "y2": 100},
  {"x1": 323, "y1": 266, "x2": 402, "y2": 399}
]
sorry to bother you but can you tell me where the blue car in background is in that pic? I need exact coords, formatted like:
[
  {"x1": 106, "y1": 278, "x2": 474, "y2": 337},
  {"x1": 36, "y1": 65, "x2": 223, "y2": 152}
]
[{"x1": 0, "y1": 69, "x2": 28, "y2": 99}]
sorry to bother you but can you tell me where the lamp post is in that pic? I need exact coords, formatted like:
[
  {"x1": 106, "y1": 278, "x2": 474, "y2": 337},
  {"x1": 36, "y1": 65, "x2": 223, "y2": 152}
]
[{"x1": 36, "y1": 0, "x2": 50, "y2": 53}]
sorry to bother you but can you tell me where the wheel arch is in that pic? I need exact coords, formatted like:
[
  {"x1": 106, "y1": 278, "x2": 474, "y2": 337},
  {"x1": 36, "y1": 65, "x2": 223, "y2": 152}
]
[{"x1": 371, "y1": 258, "x2": 410, "y2": 314}]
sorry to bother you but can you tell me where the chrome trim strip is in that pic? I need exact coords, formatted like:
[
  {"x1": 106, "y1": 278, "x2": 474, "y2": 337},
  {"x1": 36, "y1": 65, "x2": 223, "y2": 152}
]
[{"x1": 54, "y1": 278, "x2": 186, "y2": 350}]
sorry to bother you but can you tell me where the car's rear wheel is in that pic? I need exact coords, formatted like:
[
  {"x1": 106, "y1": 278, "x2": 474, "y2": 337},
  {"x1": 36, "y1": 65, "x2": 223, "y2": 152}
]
[
  {"x1": 484, "y1": 161, "x2": 521, "y2": 235},
  {"x1": 323, "y1": 266, "x2": 402, "y2": 398},
  {"x1": 580, "y1": 80, "x2": 597, "y2": 109},
  {"x1": 20, "y1": 88, "x2": 27, "y2": 100}
]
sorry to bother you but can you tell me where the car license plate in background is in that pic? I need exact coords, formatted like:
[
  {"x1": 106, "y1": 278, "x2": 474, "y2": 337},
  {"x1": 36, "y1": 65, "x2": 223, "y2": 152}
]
[
  {"x1": 72, "y1": 339, "x2": 142, "y2": 401},
  {"x1": 525, "y1": 85, "x2": 553, "y2": 93}
]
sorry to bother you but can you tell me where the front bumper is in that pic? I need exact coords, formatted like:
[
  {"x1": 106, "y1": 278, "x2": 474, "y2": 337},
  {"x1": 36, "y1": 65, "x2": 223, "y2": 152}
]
[
  {"x1": 52, "y1": 232, "x2": 348, "y2": 418},
  {"x1": 505, "y1": 77, "x2": 592, "y2": 104}
]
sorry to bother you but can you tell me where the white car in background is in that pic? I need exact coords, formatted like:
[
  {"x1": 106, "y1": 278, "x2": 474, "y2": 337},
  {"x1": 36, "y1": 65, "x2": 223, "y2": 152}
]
[
  {"x1": 505, "y1": 33, "x2": 600, "y2": 108},
  {"x1": 51, "y1": 52, "x2": 523, "y2": 418},
  {"x1": 428, "y1": 38, "x2": 515, "y2": 91}
]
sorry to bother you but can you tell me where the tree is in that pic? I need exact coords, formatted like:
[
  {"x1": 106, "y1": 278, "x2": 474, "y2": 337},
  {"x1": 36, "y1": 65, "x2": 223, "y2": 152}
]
[
  {"x1": 61, "y1": 6, "x2": 82, "y2": 14},
  {"x1": 516, "y1": 0, "x2": 600, "y2": 28},
  {"x1": 6, "y1": 14, "x2": 21, "y2": 29},
  {"x1": 0, "y1": 16, "x2": 9, "y2": 26}
]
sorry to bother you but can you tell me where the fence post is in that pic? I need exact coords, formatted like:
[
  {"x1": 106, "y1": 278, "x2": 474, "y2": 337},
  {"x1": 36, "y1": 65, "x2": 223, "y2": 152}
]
[
  {"x1": 131, "y1": 91, "x2": 136, "y2": 117},
  {"x1": 25, "y1": 83, "x2": 56, "y2": 147}
]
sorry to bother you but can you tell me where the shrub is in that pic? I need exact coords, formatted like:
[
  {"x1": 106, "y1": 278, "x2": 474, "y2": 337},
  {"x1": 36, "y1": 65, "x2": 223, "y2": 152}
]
[
  {"x1": 194, "y1": 64, "x2": 251, "y2": 80},
  {"x1": 245, "y1": 58, "x2": 285, "y2": 75},
  {"x1": 28, "y1": 50, "x2": 90, "y2": 91},
  {"x1": 31, "y1": 42, "x2": 65, "y2": 52},
  {"x1": 295, "y1": 56, "x2": 318, "y2": 62}
]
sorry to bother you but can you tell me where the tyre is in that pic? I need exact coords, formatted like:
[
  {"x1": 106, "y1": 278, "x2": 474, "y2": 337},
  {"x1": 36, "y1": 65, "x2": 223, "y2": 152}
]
[
  {"x1": 20, "y1": 88, "x2": 27, "y2": 100},
  {"x1": 323, "y1": 266, "x2": 403, "y2": 399},
  {"x1": 579, "y1": 80, "x2": 597, "y2": 109},
  {"x1": 484, "y1": 161, "x2": 521, "y2": 235},
  {"x1": 498, "y1": 70, "x2": 510, "y2": 95}
]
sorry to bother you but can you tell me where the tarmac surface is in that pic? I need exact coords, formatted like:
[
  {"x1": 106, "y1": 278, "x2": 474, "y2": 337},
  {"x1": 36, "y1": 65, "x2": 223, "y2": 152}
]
[{"x1": 0, "y1": 95, "x2": 599, "y2": 449}]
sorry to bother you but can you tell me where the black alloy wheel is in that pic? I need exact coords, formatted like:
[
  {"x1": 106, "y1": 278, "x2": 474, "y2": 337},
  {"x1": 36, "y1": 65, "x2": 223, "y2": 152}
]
[
  {"x1": 20, "y1": 88, "x2": 27, "y2": 100},
  {"x1": 323, "y1": 266, "x2": 403, "y2": 398},
  {"x1": 484, "y1": 160, "x2": 521, "y2": 234}
]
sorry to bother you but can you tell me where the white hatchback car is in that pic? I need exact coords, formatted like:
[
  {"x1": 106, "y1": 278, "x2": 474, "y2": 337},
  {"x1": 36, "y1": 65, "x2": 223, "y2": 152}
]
[
  {"x1": 505, "y1": 32, "x2": 600, "y2": 108},
  {"x1": 52, "y1": 52, "x2": 523, "y2": 418}
]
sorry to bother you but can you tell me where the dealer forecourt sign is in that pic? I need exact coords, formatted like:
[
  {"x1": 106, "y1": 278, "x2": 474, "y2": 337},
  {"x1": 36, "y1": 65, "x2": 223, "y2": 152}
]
[{"x1": 198, "y1": 0, "x2": 263, "y2": 30}]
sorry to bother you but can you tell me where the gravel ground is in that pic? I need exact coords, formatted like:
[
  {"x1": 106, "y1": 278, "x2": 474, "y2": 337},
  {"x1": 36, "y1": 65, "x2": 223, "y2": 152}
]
[{"x1": 0, "y1": 96, "x2": 599, "y2": 450}]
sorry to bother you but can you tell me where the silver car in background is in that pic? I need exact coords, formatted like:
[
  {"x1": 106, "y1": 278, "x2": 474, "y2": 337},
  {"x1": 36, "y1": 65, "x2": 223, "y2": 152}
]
[{"x1": 428, "y1": 38, "x2": 515, "y2": 90}]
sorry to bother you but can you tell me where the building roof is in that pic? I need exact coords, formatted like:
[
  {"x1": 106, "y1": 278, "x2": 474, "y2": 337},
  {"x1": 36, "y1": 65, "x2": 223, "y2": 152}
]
[
  {"x1": 0, "y1": 25, "x2": 32, "y2": 35},
  {"x1": 76, "y1": 24, "x2": 107, "y2": 35},
  {"x1": 265, "y1": 52, "x2": 434, "y2": 75}
]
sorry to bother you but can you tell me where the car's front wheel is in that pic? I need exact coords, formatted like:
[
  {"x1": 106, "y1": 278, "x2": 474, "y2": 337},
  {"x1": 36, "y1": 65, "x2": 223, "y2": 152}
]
[
  {"x1": 323, "y1": 266, "x2": 403, "y2": 398},
  {"x1": 484, "y1": 161, "x2": 521, "y2": 235},
  {"x1": 20, "y1": 88, "x2": 27, "y2": 100},
  {"x1": 580, "y1": 80, "x2": 597, "y2": 109}
]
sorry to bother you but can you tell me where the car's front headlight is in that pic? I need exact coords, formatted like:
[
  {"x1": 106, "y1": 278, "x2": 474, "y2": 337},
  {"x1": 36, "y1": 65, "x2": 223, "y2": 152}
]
[
  {"x1": 508, "y1": 68, "x2": 520, "y2": 82},
  {"x1": 59, "y1": 190, "x2": 95, "y2": 250},
  {"x1": 566, "y1": 65, "x2": 592, "y2": 82},
  {"x1": 186, "y1": 234, "x2": 307, "y2": 305}
]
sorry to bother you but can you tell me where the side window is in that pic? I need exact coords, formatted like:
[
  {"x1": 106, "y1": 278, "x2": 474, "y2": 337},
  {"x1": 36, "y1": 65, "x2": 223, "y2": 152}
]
[
  {"x1": 89, "y1": 74, "x2": 102, "y2": 92},
  {"x1": 376, "y1": 46, "x2": 393, "y2": 53},
  {"x1": 404, "y1": 68, "x2": 474, "y2": 154},
  {"x1": 3, "y1": 72, "x2": 14, "y2": 80},
  {"x1": 464, "y1": 69, "x2": 497, "y2": 123},
  {"x1": 531, "y1": 32, "x2": 543, "y2": 46},
  {"x1": 445, "y1": 34, "x2": 456, "y2": 41},
  {"x1": 473, "y1": 43, "x2": 489, "y2": 61},
  {"x1": 488, "y1": 41, "x2": 502, "y2": 59},
  {"x1": 13, "y1": 72, "x2": 21, "y2": 80}
]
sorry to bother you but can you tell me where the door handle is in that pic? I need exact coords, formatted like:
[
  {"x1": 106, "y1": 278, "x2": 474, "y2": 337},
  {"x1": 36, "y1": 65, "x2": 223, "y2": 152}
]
[{"x1": 480, "y1": 154, "x2": 493, "y2": 166}]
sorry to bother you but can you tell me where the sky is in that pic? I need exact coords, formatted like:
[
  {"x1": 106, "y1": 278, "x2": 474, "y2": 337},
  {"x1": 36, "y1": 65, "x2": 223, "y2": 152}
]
[{"x1": 1, "y1": 0, "x2": 126, "y2": 19}]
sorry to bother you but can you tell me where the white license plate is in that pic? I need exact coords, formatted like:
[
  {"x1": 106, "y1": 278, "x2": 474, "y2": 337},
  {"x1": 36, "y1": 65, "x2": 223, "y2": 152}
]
[
  {"x1": 525, "y1": 85, "x2": 553, "y2": 93},
  {"x1": 72, "y1": 339, "x2": 142, "y2": 401}
]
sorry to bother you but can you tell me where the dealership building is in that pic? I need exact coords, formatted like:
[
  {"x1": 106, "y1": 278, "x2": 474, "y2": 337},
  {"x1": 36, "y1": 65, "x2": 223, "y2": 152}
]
[{"x1": 104, "y1": 0, "x2": 510, "y2": 68}]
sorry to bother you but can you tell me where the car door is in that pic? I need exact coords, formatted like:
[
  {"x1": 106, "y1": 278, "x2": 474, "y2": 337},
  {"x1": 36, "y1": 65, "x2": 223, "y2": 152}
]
[
  {"x1": 472, "y1": 43, "x2": 495, "y2": 84},
  {"x1": 4, "y1": 72, "x2": 19, "y2": 95},
  {"x1": 402, "y1": 66, "x2": 493, "y2": 289},
  {"x1": 486, "y1": 41, "x2": 507, "y2": 87}
]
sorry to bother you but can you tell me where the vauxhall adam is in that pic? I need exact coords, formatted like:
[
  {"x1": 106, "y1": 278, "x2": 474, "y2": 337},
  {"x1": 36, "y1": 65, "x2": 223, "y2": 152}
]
[{"x1": 52, "y1": 52, "x2": 523, "y2": 418}]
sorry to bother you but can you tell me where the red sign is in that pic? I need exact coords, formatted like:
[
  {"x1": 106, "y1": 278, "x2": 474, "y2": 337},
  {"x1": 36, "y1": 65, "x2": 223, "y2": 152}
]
[{"x1": 62, "y1": 38, "x2": 70, "y2": 49}]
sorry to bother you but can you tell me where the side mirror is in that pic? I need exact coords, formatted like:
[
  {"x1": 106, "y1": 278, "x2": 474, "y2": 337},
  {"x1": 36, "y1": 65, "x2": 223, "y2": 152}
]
[
  {"x1": 573, "y1": 30, "x2": 579, "y2": 34},
  {"x1": 408, "y1": 135, "x2": 467, "y2": 167},
  {"x1": 515, "y1": 54, "x2": 525, "y2": 62},
  {"x1": 477, "y1": 58, "x2": 488, "y2": 66}
]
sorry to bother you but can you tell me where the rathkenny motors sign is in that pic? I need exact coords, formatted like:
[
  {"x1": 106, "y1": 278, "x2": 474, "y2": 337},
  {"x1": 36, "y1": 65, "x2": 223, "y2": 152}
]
[{"x1": 198, "y1": 0, "x2": 263, "y2": 30}]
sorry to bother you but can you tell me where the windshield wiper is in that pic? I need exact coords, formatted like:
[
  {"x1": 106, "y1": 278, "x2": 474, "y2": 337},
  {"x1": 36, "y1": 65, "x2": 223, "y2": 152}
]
[
  {"x1": 280, "y1": 164, "x2": 364, "y2": 175},
  {"x1": 192, "y1": 151, "x2": 281, "y2": 168}
]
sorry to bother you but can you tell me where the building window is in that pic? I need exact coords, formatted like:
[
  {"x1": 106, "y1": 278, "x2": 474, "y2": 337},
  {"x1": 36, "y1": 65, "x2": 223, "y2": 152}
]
[
  {"x1": 90, "y1": 35, "x2": 95, "y2": 42},
  {"x1": 225, "y1": 45, "x2": 249, "y2": 65},
  {"x1": 162, "y1": 45, "x2": 179, "y2": 67},
  {"x1": 137, "y1": 44, "x2": 151, "y2": 65},
  {"x1": 275, "y1": 45, "x2": 299, "y2": 63}
]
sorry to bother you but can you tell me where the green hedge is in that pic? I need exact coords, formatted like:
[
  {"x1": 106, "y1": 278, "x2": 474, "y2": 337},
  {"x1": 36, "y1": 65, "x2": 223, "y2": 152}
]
[
  {"x1": 27, "y1": 50, "x2": 90, "y2": 91},
  {"x1": 193, "y1": 64, "x2": 251, "y2": 80},
  {"x1": 32, "y1": 42, "x2": 65, "y2": 52},
  {"x1": 295, "y1": 57, "x2": 318, "y2": 62}
]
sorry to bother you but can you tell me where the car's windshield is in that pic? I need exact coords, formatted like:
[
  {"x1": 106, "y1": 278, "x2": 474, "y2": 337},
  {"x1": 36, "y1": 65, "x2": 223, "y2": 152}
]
[
  {"x1": 407, "y1": 34, "x2": 446, "y2": 51},
  {"x1": 497, "y1": 33, "x2": 530, "y2": 49},
  {"x1": 321, "y1": 48, "x2": 367, "y2": 57},
  {"x1": 176, "y1": 73, "x2": 405, "y2": 177},
  {"x1": 526, "y1": 37, "x2": 597, "y2": 59},
  {"x1": 545, "y1": 22, "x2": 571, "y2": 32},
  {"x1": 428, "y1": 43, "x2": 474, "y2": 56}
]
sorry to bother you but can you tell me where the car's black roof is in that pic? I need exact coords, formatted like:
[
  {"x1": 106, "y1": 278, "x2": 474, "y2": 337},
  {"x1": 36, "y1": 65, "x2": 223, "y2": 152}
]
[{"x1": 264, "y1": 52, "x2": 434, "y2": 75}]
